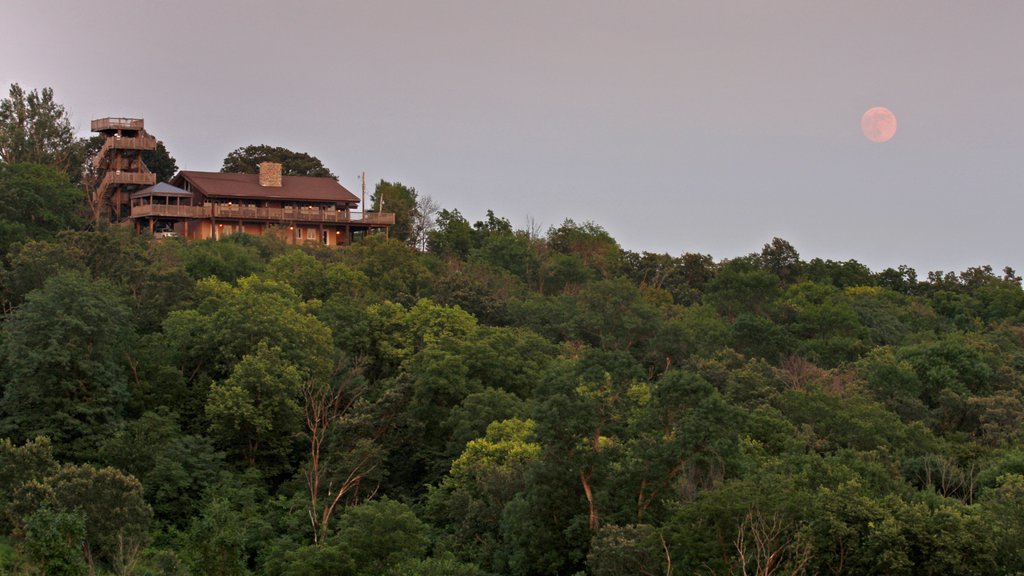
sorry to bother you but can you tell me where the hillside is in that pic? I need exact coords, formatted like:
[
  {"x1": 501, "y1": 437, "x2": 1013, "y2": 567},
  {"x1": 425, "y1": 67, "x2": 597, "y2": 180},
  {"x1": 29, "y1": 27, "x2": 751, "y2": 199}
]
[{"x1": 0, "y1": 198, "x2": 1023, "y2": 574}]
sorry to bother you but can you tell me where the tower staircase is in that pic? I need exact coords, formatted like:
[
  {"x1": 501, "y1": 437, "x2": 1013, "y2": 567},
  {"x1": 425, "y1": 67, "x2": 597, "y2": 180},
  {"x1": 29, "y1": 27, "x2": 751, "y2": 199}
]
[{"x1": 91, "y1": 117, "x2": 157, "y2": 221}]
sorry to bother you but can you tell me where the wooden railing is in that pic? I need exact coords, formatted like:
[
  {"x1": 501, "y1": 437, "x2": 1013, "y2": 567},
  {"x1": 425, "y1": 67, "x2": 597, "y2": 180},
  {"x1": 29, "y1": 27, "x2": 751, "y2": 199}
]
[
  {"x1": 92, "y1": 117, "x2": 145, "y2": 131},
  {"x1": 132, "y1": 203, "x2": 396, "y2": 225},
  {"x1": 93, "y1": 135, "x2": 157, "y2": 168},
  {"x1": 132, "y1": 205, "x2": 208, "y2": 218},
  {"x1": 100, "y1": 170, "x2": 156, "y2": 189}
]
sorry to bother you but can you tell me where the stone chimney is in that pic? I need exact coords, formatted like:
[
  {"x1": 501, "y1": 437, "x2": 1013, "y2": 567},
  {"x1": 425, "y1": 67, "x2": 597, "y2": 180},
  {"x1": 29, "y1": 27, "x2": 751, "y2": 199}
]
[{"x1": 258, "y1": 162, "x2": 282, "y2": 187}]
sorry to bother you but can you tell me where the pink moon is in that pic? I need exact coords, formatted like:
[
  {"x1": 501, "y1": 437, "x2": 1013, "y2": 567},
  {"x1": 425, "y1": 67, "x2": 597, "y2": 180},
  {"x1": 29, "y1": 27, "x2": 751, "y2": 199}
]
[{"x1": 861, "y1": 107, "x2": 897, "y2": 143}]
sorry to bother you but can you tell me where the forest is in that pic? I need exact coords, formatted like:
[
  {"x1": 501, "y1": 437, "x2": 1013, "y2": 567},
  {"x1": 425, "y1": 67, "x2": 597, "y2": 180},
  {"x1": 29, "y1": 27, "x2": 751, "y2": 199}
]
[{"x1": 2, "y1": 84, "x2": 1024, "y2": 575}]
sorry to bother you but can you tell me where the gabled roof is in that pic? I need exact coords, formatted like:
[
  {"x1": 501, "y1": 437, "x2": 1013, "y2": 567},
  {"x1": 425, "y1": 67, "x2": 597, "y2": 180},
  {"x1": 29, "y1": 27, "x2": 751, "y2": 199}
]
[
  {"x1": 172, "y1": 171, "x2": 360, "y2": 204},
  {"x1": 131, "y1": 181, "x2": 192, "y2": 199}
]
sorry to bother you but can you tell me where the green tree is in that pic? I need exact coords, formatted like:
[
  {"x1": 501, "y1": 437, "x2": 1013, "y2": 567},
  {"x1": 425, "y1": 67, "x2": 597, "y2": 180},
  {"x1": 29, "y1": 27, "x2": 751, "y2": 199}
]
[
  {"x1": 460, "y1": 325, "x2": 557, "y2": 400},
  {"x1": 332, "y1": 499, "x2": 430, "y2": 575},
  {"x1": 587, "y1": 524, "x2": 667, "y2": 576},
  {"x1": 0, "y1": 84, "x2": 82, "y2": 173},
  {"x1": 471, "y1": 231, "x2": 538, "y2": 284},
  {"x1": 573, "y1": 278, "x2": 662, "y2": 353},
  {"x1": 757, "y1": 237, "x2": 803, "y2": 284},
  {"x1": 0, "y1": 272, "x2": 133, "y2": 459},
  {"x1": 664, "y1": 473, "x2": 815, "y2": 576},
  {"x1": 875, "y1": 264, "x2": 920, "y2": 295},
  {"x1": 181, "y1": 471, "x2": 272, "y2": 576},
  {"x1": 546, "y1": 219, "x2": 621, "y2": 279},
  {"x1": 0, "y1": 437, "x2": 58, "y2": 533},
  {"x1": 389, "y1": 556, "x2": 486, "y2": 576},
  {"x1": 427, "y1": 208, "x2": 473, "y2": 260},
  {"x1": 99, "y1": 410, "x2": 224, "y2": 527},
  {"x1": 23, "y1": 506, "x2": 89, "y2": 576},
  {"x1": 429, "y1": 262, "x2": 522, "y2": 325},
  {"x1": 443, "y1": 388, "x2": 529, "y2": 457},
  {"x1": 371, "y1": 180, "x2": 419, "y2": 245},
  {"x1": 705, "y1": 257, "x2": 781, "y2": 318},
  {"x1": 805, "y1": 257, "x2": 873, "y2": 288},
  {"x1": 12, "y1": 464, "x2": 152, "y2": 573},
  {"x1": 164, "y1": 275, "x2": 334, "y2": 383},
  {"x1": 429, "y1": 419, "x2": 540, "y2": 569},
  {"x1": 221, "y1": 144, "x2": 336, "y2": 178},
  {"x1": 155, "y1": 275, "x2": 334, "y2": 435},
  {"x1": 0, "y1": 163, "x2": 84, "y2": 253},
  {"x1": 142, "y1": 140, "x2": 179, "y2": 183},
  {"x1": 206, "y1": 342, "x2": 304, "y2": 474},
  {"x1": 182, "y1": 494, "x2": 252, "y2": 576},
  {"x1": 183, "y1": 237, "x2": 265, "y2": 282},
  {"x1": 980, "y1": 473, "x2": 1024, "y2": 573},
  {"x1": 263, "y1": 250, "x2": 327, "y2": 301},
  {"x1": 345, "y1": 235, "x2": 432, "y2": 305}
]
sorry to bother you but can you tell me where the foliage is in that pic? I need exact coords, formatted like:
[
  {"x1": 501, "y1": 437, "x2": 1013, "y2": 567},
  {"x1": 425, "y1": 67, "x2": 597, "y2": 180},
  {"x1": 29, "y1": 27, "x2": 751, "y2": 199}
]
[
  {"x1": 143, "y1": 140, "x2": 179, "y2": 183},
  {"x1": 0, "y1": 179, "x2": 1020, "y2": 575},
  {"x1": 11, "y1": 463, "x2": 152, "y2": 573},
  {"x1": 99, "y1": 410, "x2": 223, "y2": 527},
  {"x1": 0, "y1": 272, "x2": 133, "y2": 459},
  {"x1": 183, "y1": 236, "x2": 265, "y2": 282},
  {"x1": 370, "y1": 180, "x2": 419, "y2": 245},
  {"x1": 0, "y1": 162, "x2": 83, "y2": 253},
  {"x1": 207, "y1": 342, "x2": 304, "y2": 473},
  {"x1": 221, "y1": 144, "x2": 336, "y2": 178},
  {"x1": 0, "y1": 83, "x2": 82, "y2": 174},
  {"x1": 23, "y1": 506, "x2": 88, "y2": 576}
]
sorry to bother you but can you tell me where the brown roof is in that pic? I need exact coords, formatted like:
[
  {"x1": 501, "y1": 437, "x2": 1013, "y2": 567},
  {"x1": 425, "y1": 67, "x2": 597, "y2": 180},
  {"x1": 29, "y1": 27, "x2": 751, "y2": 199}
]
[{"x1": 172, "y1": 171, "x2": 360, "y2": 205}]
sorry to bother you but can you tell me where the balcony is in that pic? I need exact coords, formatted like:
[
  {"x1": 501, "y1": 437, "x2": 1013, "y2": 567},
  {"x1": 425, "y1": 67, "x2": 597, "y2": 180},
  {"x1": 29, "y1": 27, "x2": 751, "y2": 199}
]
[
  {"x1": 93, "y1": 135, "x2": 158, "y2": 167},
  {"x1": 92, "y1": 117, "x2": 145, "y2": 132},
  {"x1": 132, "y1": 203, "x2": 396, "y2": 226},
  {"x1": 100, "y1": 171, "x2": 156, "y2": 188}
]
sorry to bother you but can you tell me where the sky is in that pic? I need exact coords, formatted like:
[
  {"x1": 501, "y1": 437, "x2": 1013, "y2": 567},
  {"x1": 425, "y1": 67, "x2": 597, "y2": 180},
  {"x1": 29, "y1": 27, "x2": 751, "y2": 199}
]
[{"x1": 3, "y1": 0, "x2": 1023, "y2": 274}]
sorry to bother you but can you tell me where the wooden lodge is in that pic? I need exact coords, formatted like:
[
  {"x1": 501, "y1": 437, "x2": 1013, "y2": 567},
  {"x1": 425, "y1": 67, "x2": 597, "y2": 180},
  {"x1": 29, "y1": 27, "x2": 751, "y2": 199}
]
[{"x1": 129, "y1": 162, "x2": 395, "y2": 246}]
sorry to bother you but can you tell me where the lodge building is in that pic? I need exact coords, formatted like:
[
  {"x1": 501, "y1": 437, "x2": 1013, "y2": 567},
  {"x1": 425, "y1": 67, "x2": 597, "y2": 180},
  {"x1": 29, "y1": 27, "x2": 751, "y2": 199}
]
[{"x1": 92, "y1": 117, "x2": 395, "y2": 246}]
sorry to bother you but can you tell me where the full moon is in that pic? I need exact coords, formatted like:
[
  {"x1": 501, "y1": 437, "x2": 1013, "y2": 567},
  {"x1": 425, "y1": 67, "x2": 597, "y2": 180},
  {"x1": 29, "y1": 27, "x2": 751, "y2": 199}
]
[{"x1": 861, "y1": 106, "x2": 897, "y2": 143}]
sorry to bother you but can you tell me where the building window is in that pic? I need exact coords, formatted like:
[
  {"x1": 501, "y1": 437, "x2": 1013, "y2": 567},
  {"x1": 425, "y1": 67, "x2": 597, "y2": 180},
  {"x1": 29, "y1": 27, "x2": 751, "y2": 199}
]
[
  {"x1": 307, "y1": 228, "x2": 316, "y2": 240},
  {"x1": 294, "y1": 227, "x2": 302, "y2": 240}
]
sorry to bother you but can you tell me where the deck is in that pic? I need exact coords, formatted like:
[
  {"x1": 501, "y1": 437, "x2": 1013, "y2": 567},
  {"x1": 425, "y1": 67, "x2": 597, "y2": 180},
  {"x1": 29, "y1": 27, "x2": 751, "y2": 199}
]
[
  {"x1": 92, "y1": 117, "x2": 145, "y2": 132},
  {"x1": 132, "y1": 203, "x2": 396, "y2": 226}
]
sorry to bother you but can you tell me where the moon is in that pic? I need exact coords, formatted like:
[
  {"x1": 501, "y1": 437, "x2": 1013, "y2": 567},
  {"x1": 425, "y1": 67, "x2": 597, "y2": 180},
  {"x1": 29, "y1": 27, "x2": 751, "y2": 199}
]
[{"x1": 861, "y1": 106, "x2": 897, "y2": 143}]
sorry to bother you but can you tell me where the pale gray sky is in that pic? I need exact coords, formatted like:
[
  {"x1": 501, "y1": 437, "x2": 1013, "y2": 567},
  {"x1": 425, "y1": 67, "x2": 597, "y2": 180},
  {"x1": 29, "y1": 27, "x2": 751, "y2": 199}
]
[{"x1": 3, "y1": 0, "x2": 1023, "y2": 273}]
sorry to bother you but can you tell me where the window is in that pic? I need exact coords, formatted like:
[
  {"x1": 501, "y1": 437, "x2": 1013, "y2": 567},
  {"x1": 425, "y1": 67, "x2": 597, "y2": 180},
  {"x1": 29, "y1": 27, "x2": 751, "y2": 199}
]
[
  {"x1": 307, "y1": 228, "x2": 316, "y2": 240},
  {"x1": 294, "y1": 227, "x2": 302, "y2": 240}
]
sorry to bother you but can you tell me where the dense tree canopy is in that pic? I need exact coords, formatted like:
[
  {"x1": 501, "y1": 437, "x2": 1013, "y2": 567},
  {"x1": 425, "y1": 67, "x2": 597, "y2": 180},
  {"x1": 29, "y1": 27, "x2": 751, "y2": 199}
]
[
  {"x1": 0, "y1": 162, "x2": 83, "y2": 253},
  {"x1": 0, "y1": 214, "x2": 1021, "y2": 574},
  {"x1": 2, "y1": 85, "x2": 1024, "y2": 574},
  {"x1": 142, "y1": 140, "x2": 179, "y2": 183},
  {"x1": 0, "y1": 83, "x2": 82, "y2": 174},
  {"x1": 370, "y1": 180, "x2": 419, "y2": 245},
  {"x1": 221, "y1": 144, "x2": 337, "y2": 178}
]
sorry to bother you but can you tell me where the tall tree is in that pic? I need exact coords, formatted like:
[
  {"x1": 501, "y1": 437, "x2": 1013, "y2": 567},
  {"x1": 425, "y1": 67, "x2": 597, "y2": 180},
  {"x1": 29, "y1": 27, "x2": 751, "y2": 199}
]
[
  {"x1": 142, "y1": 139, "x2": 179, "y2": 182},
  {"x1": 10, "y1": 463, "x2": 153, "y2": 573},
  {"x1": 546, "y1": 219, "x2": 622, "y2": 279},
  {"x1": 221, "y1": 144, "x2": 336, "y2": 178},
  {"x1": 0, "y1": 83, "x2": 82, "y2": 174},
  {"x1": 0, "y1": 272, "x2": 134, "y2": 459},
  {"x1": 0, "y1": 162, "x2": 84, "y2": 253},
  {"x1": 206, "y1": 342, "x2": 304, "y2": 474},
  {"x1": 370, "y1": 180, "x2": 419, "y2": 245}
]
